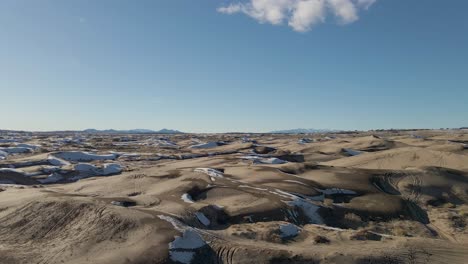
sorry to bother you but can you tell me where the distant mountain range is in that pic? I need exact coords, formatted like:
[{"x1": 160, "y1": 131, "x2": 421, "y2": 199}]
[
  {"x1": 269, "y1": 128, "x2": 337, "y2": 134},
  {"x1": 83, "y1": 128, "x2": 184, "y2": 134}
]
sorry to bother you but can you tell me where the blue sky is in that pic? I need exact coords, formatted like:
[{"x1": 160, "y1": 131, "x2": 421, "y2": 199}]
[{"x1": 1, "y1": 0, "x2": 467, "y2": 133}]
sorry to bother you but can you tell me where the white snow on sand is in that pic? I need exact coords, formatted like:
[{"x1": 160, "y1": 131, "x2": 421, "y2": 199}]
[
  {"x1": 212, "y1": 204, "x2": 224, "y2": 210},
  {"x1": 241, "y1": 137, "x2": 252, "y2": 143},
  {"x1": 279, "y1": 223, "x2": 300, "y2": 238},
  {"x1": 158, "y1": 215, "x2": 207, "y2": 264},
  {"x1": 238, "y1": 185, "x2": 268, "y2": 191},
  {"x1": 0, "y1": 139, "x2": 18, "y2": 143},
  {"x1": 298, "y1": 138, "x2": 314, "y2": 144},
  {"x1": 59, "y1": 137, "x2": 85, "y2": 145},
  {"x1": 195, "y1": 212, "x2": 210, "y2": 226},
  {"x1": 0, "y1": 168, "x2": 25, "y2": 174},
  {"x1": 169, "y1": 229, "x2": 206, "y2": 264},
  {"x1": 343, "y1": 148, "x2": 363, "y2": 156},
  {"x1": 158, "y1": 215, "x2": 188, "y2": 232},
  {"x1": 0, "y1": 168, "x2": 42, "y2": 178},
  {"x1": 181, "y1": 193, "x2": 194, "y2": 203},
  {"x1": 109, "y1": 151, "x2": 141, "y2": 158},
  {"x1": 102, "y1": 163, "x2": 123, "y2": 175},
  {"x1": 74, "y1": 163, "x2": 98, "y2": 174},
  {"x1": 15, "y1": 143, "x2": 40, "y2": 150},
  {"x1": 0, "y1": 147, "x2": 33, "y2": 154},
  {"x1": 274, "y1": 189, "x2": 323, "y2": 224},
  {"x1": 283, "y1": 180, "x2": 309, "y2": 186},
  {"x1": 38, "y1": 173, "x2": 64, "y2": 184},
  {"x1": 74, "y1": 163, "x2": 122, "y2": 176},
  {"x1": 170, "y1": 252, "x2": 195, "y2": 264},
  {"x1": 287, "y1": 197, "x2": 323, "y2": 224},
  {"x1": 51, "y1": 151, "x2": 117, "y2": 162},
  {"x1": 241, "y1": 155, "x2": 287, "y2": 164},
  {"x1": 189, "y1": 142, "x2": 219, "y2": 149},
  {"x1": 170, "y1": 229, "x2": 206, "y2": 249},
  {"x1": 47, "y1": 156, "x2": 71, "y2": 166},
  {"x1": 70, "y1": 163, "x2": 122, "y2": 181},
  {"x1": 309, "y1": 224, "x2": 346, "y2": 232},
  {"x1": 0, "y1": 150, "x2": 8, "y2": 160},
  {"x1": 154, "y1": 139, "x2": 179, "y2": 148},
  {"x1": 194, "y1": 168, "x2": 224, "y2": 178}
]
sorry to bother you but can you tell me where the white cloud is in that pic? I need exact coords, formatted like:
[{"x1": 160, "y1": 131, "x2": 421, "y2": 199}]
[
  {"x1": 218, "y1": 0, "x2": 293, "y2": 25},
  {"x1": 356, "y1": 0, "x2": 376, "y2": 10},
  {"x1": 217, "y1": 0, "x2": 377, "y2": 32},
  {"x1": 327, "y1": 0, "x2": 358, "y2": 24},
  {"x1": 217, "y1": 4, "x2": 243, "y2": 14},
  {"x1": 289, "y1": 0, "x2": 326, "y2": 32}
]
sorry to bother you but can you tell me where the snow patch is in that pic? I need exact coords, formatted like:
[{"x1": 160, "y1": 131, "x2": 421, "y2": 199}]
[
  {"x1": 283, "y1": 180, "x2": 309, "y2": 186},
  {"x1": 102, "y1": 163, "x2": 123, "y2": 175},
  {"x1": 51, "y1": 151, "x2": 117, "y2": 162},
  {"x1": 318, "y1": 188, "x2": 357, "y2": 195},
  {"x1": 181, "y1": 193, "x2": 194, "y2": 203},
  {"x1": 109, "y1": 151, "x2": 141, "y2": 158},
  {"x1": 158, "y1": 215, "x2": 207, "y2": 264},
  {"x1": 0, "y1": 168, "x2": 41, "y2": 178},
  {"x1": 194, "y1": 168, "x2": 224, "y2": 178},
  {"x1": 298, "y1": 138, "x2": 314, "y2": 144},
  {"x1": 74, "y1": 163, "x2": 122, "y2": 176},
  {"x1": 169, "y1": 229, "x2": 206, "y2": 264},
  {"x1": 170, "y1": 229, "x2": 206, "y2": 249},
  {"x1": 71, "y1": 163, "x2": 122, "y2": 180},
  {"x1": 15, "y1": 143, "x2": 40, "y2": 150},
  {"x1": 0, "y1": 168, "x2": 25, "y2": 174},
  {"x1": 241, "y1": 155, "x2": 287, "y2": 164},
  {"x1": 47, "y1": 156, "x2": 70, "y2": 166},
  {"x1": 309, "y1": 224, "x2": 346, "y2": 232},
  {"x1": 38, "y1": 173, "x2": 64, "y2": 184},
  {"x1": 287, "y1": 197, "x2": 323, "y2": 224},
  {"x1": 274, "y1": 189, "x2": 323, "y2": 224},
  {"x1": 0, "y1": 150, "x2": 8, "y2": 160},
  {"x1": 0, "y1": 147, "x2": 33, "y2": 154},
  {"x1": 195, "y1": 212, "x2": 210, "y2": 226},
  {"x1": 241, "y1": 137, "x2": 252, "y2": 143},
  {"x1": 0, "y1": 139, "x2": 18, "y2": 143},
  {"x1": 189, "y1": 142, "x2": 219, "y2": 149},
  {"x1": 154, "y1": 139, "x2": 179, "y2": 148},
  {"x1": 74, "y1": 163, "x2": 98, "y2": 174},
  {"x1": 343, "y1": 148, "x2": 363, "y2": 156},
  {"x1": 238, "y1": 185, "x2": 268, "y2": 191},
  {"x1": 170, "y1": 252, "x2": 195, "y2": 264},
  {"x1": 279, "y1": 223, "x2": 300, "y2": 238},
  {"x1": 157, "y1": 215, "x2": 187, "y2": 232}
]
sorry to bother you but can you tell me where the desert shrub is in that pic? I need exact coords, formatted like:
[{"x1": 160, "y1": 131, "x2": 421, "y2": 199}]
[
  {"x1": 356, "y1": 255, "x2": 402, "y2": 264},
  {"x1": 342, "y1": 213, "x2": 364, "y2": 229},
  {"x1": 323, "y1": 198, "x2": 334, "y2": 207},
  {"x1": 313, "y1": 235, "x2": 330, "y2": 244},
  {"x1": 350, "y1": 230, "x2": 382, "y2": 241},
  {"x1": 391, "y1": 225, "x2": 408, "y2": 237}
]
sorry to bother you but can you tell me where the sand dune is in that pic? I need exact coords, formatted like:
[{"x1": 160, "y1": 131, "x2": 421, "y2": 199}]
[
  {"x1": 0, "y1": 131, "x2": 467, "y2": 263},
  {"x1": 322, "y1": 147, "x2": 468, "y2": 170}
]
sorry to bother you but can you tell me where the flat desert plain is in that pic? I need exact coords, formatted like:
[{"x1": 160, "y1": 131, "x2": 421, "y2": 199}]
[{"x1": 0, "y1": 130, "x2": 467, "y2": 264}]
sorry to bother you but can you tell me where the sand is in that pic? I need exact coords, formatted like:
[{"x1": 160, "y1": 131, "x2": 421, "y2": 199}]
[{"x1": 0, "y1": 129, "x2": 467, "y2": 263}]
